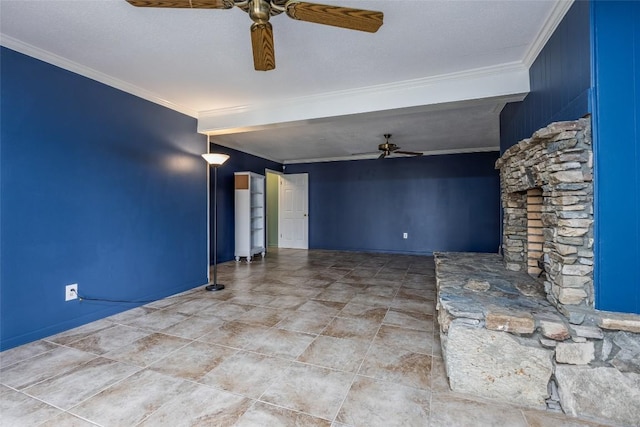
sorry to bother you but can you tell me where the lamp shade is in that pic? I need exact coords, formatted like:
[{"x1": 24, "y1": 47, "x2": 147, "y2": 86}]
[{"x1": 201, "y1": 153, "x2": 230, "y2": 166}]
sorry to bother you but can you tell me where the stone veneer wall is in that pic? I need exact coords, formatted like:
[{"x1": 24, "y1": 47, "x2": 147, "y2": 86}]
[{"x1": 496, "y1": 118, "x2": 593, "y2": 317}]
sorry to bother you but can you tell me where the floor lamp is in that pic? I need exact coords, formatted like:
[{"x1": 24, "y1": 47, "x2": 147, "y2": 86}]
[{"x1": 202, "y1": 152, "x2": 230, "y2": 291}]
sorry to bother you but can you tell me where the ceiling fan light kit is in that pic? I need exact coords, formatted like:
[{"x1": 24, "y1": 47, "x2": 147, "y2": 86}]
[{"x1": 126, "y1": 0, "x2": 383, "y2": 71}]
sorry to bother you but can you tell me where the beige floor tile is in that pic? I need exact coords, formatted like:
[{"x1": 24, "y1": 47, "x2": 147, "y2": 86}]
[
  {"x1": 390, "y1": 297, "x2": 435, "y2": 314},
  {"x1": 103, "y1": 332, "x2": 189, "y2": 367},
  {"x1": 261, "y1": 363, "x2": 354, "y2": 421},
  {"x1": 276, "y1": 275, "x2": 325, "y2": 286},
  {"x1": 0, "y1": 340, "x2": 59, "y2": 369},
  {"x1": 275, "y1": 310, "x2": 335, "y2": 334},
  {"x1": 339, "y1": 276, "x2": 371, "y2": 286},
  {"x1": 347, "y1": 267, "x2": 380, "y2": 278},
  {"x1": 297, "y1": 299, "x2": 347, "y2": 315},
  {"x1": 432, "y1": 333, "x2": 442, "y2": 357},
  {"x1": 298, "y1": 335, "x2": 370, "y2": 373},
  {"x1": 106, "y1": 306, "x2": 156, "y2": 323},
  {"x1": 66, "y1": 324, "x2": 151, "y2": 355},
  {"x1": 396, "y1": 287, "x2": 436, "y2": 301},
  {"x1": 143, "y1": 294, "x2": 189, "y2": 309},
  {"x1": 322, "y1": 317, "x2": 380, "y2": 341},
  {"x1": 204, "y1": 302, "x2": 256, "y2": 321},
  {"x1": 148, "y1": 341, "x2": 235, "y2": 381},
  {"x1": 235, "y1": 306, "x2": 294, "y2": 327},
  {"x1": 326, "y1": 282, "x2": 366, "y2": 292},
  {"x1": 262, "y1": 294, "x2": 309, "y2": 310},
  {"x1": 236, "y1": 401, "x2": 332, "y2": 427},
  {"x1": 522, "y1": 409, "x2": 616, "y2": 427},
  {"x1": 313, "y1": 270, "x2": 350, "y2": 282},
  {"x1": 360, "y1": 285, "x2": 397, "y2": 298},
  {"x1": 429, "y1": 356, "x2": 451, "y2": 393},
  {"x1": 23, "y1": 357, "x2": 139, "y2": 410},
  {"x1": 359, "y1": 344, "x2": 431, "y2": 390},
  {"x1": 199, "y1": 350, "x2": 290, "y2": 398},
  {"x1": 373, "y1": 325, "x2": 433, "y2": 355},
  {"x1": 404, "y1": 272, "x2": 434, "y2": 284},
  {"x1": 70, "y1": 369, "x2": 193, "y2": 426},
  {"x1": 0, "y1": 384, "x2": 62, "y2": 426},
  {"x1": 314, "y1": 289, "x2": 357, "y2": 303},
  {"x1": 402, "y1": 279, "x2": 436, "y2": 291},
  {"x1": 45, "y1": 319, "x2": 115, "y2": 346},
  {"x1": 124, "y1": 309, "x2": 190, "y2": 331},
  {"x1": 198, "y1": 320, "x2": 271, "y2": 349},
  {"x1": 338, "y1": 302, "x2": 388, "y2": 323},
  {"x1": 374, "y1": 271, "x2": 406, "y2": 281},
  {"x1": 335, "y1": 375, "x2": 430, "y2": 427},
  {"x1": 0, "y1": 345, "x2": 95, "y2": 390},
  {"x1": 161, "y1": 314, "x2": 223, "y2": 339},
  {"x1": 161, "y1": 297, "x2": 221, "y2": 316},
  {"x1": 429, "y1": 393, "x2": 528, "y2": 427},
  {"x1": 245, "y1": 328, "x2": 315, "y2": 359},
  {"x1": 348, "y1": 293, "x2": 393, "y2": 308},
  {"x1": 383, "y1": 308, "x2": 434, "y2": 332},
  {"x1": 138, "y1": 383, "x2": 253, "y2": 426},
  {"x1": 227, "y1": 292, "x2": 276, "y2": 307},
  {"x1": 39, "y1": 412, "x2": 98, "y2": 426}
]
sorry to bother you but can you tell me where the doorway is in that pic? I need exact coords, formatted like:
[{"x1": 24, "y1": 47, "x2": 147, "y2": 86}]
[{"x1": 265, "y1": 170, "x2": 281, "y2": 248}]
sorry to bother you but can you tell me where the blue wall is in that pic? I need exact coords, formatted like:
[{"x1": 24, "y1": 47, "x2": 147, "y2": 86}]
[
  {"x1": 286, "y1": 152, "x2": 501, "y2": 255},
  {"x1": 500, "y1": 0, "x2": 591, "y2": 152},
  {"x1": 591, "y1": 1, "x2": 640, "y2": 314},
  {"x1": 205, "y1": 145, "x2": 281, "y2": 264},
  {"x1": 1, "y1": 47, "x2": 209, "y2": 350}
]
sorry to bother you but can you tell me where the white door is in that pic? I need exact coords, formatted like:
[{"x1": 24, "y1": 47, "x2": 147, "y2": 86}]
[{"x1": 279, "y1": 173, "x2": 308, "y2": 249}]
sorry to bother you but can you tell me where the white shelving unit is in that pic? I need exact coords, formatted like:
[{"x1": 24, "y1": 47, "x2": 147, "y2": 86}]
[{"x1": 234, "y1": 171, "x2": 266, "y2": 262}]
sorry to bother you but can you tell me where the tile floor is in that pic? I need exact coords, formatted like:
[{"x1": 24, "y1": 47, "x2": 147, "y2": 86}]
[{"x1": 0, "y1": 249, "x2": 616, "y2": 426}]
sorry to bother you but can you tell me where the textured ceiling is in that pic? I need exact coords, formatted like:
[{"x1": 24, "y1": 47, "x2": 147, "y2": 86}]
[{"x1": 0, "y1": 0, "x2": 571, "y2": 163}]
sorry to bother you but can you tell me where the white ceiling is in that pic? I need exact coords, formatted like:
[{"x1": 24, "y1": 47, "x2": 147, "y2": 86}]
[{"x1": 0, "y1": 0, "x2": 572, "y2": 163}]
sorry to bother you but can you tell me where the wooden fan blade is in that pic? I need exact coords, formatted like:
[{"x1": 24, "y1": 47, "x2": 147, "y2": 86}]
[
  {"x1": 395, "y1": 150, "x2": 424, "y2": 157},
  {"x1": 251, "y1": 22, "x2": 276, "y2": 71},
  {"x1": 378, "y1": 152, "x2": 387, "y2": 159},
  {"x1": 286, "y1": 1, "x2": 383, "y2": 33},
  {"x1": 126, "y1": 0, "x2": 234, "y2": 9}
]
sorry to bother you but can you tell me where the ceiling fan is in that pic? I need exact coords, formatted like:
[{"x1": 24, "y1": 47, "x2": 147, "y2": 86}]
[
  {"x1": 125, "y1": 0, "x2": 384, "y2": 71},
  {"x1": 377, "y1": 134, "x2": 423, "y2": 159}
]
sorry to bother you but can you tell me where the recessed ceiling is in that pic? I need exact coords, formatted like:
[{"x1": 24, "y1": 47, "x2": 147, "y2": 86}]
[{"x1": 0, "y1": 0, "x2": 572, "y2": 163}]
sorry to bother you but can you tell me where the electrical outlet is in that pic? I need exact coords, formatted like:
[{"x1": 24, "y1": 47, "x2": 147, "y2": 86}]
[
  {"x1": 403, "y1": 232, "x2": 408, "y2": 239},
  {"x1": 65, "y1": 284, "x2": 78, "y2": 301}
]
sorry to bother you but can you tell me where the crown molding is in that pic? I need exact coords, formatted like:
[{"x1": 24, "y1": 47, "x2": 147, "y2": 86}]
[
  {"x1": 523, "y1": 0, "x2": 575, "y2": 68},
  {"x1": 284, "y1": 146, "x2": 499, "y2": 165},
  {"x1": 0, "y1": 34, "x2": 198, "y2": 118}
]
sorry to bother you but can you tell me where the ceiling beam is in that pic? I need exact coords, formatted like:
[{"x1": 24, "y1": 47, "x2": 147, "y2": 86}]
[{"x1": 197, "y1": 62, "x2": 530, "y2": 136}]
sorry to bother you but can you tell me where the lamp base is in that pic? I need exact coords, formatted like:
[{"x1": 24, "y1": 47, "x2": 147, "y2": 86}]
[{"x1": 205, "y1": 283, "x2": 225, "y2": 292}]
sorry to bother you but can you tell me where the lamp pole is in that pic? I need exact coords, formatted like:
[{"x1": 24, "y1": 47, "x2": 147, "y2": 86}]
[{"x1": 202, "y1": 152, "x2": 230, "y2": 291}]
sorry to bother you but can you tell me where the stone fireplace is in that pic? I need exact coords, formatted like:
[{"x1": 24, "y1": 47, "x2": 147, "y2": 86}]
[
  {"x1": 496, "y1": 117, "x2": 594, "y2": 317},
  {"x1": 434, "y1": 117, "x2": 640, "y2": 426}
]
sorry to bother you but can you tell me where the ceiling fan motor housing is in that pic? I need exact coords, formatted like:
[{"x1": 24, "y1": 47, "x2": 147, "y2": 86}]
[
  {"x1": 379, "y1": 142, "x2": 398, "y2": 152},
  {"x1": 250, "y1": 0, "x2": 271, "y2": 23}
]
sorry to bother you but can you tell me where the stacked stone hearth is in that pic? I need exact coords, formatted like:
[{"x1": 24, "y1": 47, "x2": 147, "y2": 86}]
[{"x1": 435, "y1": 118, "x2": 640, "y2": 426}]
